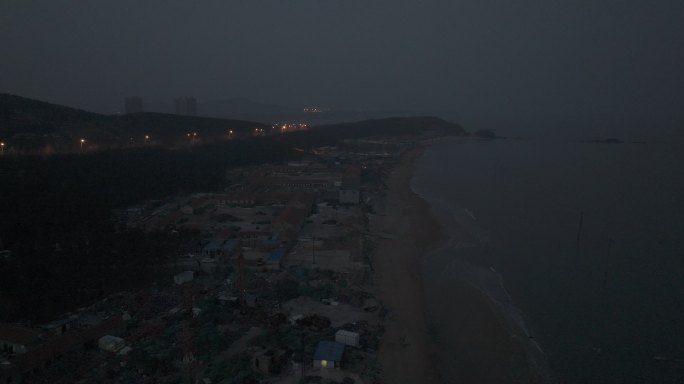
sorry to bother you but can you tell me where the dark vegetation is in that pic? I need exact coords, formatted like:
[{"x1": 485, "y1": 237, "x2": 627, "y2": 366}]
[
  {"x1": 0, "y1": 93, "x2": 105, "y2": 135},
  {"x1": 1, "y1": 93, "x2": 465, "y2": 151},
  {"x1": 0, "y1": 140, "x2": 299, "y2": 322},
  {"x1": 0, "y1": 95, "x2": 467, "y2": 322},
  {"x1": 0, "y1": 93, "x2": 268, "y2": 149}
]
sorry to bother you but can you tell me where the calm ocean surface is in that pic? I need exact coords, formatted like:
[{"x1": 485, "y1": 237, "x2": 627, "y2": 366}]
[{"x1": 413, "y1": 138, "x2": 684, "y2": 383}]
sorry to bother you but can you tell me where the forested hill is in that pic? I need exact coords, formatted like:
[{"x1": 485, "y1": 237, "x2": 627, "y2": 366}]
[
  {"x1": 0, "y1": 93, "x2": 267, "y2": 146},
  {"x1": 0, "y1": 93, "x2": 104, "y2": 132},
  {"x1": 0, "y1": 94, "x2": 469, "y2": 152}
]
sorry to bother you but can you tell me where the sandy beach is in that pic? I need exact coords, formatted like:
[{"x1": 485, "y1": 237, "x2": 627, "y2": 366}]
[{"x1": 374, "y1": 145, "x2": 526, "y2": 384}]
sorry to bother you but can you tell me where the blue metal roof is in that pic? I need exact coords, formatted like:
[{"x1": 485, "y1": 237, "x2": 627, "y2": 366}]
[
  {"x1": 223, "y1": 239, "x2": 239, "y2": 250},
  {"x1": 269, "y1": 248, "x2": 286, "y2": 262},
  {"x1": 203, "y1": 239, "x2": 224, "y2": 251},
  {"x1": 203, "y1": 239, "x2": 238, "y2": 252},
  {"x1": 313, "y1": 341, "x2": 345, "y2": 361}
]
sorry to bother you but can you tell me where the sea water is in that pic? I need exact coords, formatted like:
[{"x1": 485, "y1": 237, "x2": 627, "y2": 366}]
[{"x1": 413, "y1": 138, "x2": 684, "y2": 383}]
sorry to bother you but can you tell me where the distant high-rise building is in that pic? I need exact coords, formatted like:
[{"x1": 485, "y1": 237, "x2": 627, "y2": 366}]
[
  {"x1": 124, "y1": 97, "x2": 144, "y2": 114},
  {"x1": 174, "y1": 97, "x2": 198, "y2": 116}
]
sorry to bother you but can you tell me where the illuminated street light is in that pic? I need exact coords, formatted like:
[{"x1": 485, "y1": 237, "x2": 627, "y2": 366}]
[
  {"x1": 0, "y1": 142, "x2": 5, "y2": 155},
  {"x1": 144, "y1": 134, "x2": 150, "y2": 144},
  {"x1": 80, "y1": 138, "x2": 85, "y2": 152}
]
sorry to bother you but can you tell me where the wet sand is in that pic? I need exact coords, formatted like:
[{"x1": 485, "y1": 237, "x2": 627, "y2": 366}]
[{"x1": 374, "y1": 145, "x2": 524, "y2": 384}]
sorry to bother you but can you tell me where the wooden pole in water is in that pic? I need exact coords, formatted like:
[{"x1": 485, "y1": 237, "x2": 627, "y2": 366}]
[
  {"x1": 576, "y1": 211, "x2": 584, "y2": 251},
  {"x1": 603, "y1": 238, "x2": 614, "y2": 289}
]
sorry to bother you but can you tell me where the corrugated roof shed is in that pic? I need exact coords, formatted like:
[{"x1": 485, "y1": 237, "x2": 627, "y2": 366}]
[
  {"x1": 40, "y1": 316, "x2": 78, "y2": 331},
  {"x1": 313, "y1": 341, "x2": 345, "y2": 361}
]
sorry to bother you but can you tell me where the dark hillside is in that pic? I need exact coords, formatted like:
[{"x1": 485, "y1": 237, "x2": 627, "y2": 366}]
[
  {"x1": 277, "y1": 116, "x2": 468, "y2": 148},
  {"x1": 0, "y1": 94, "x2": 268, "y2": 147},
  {"x1": 110, "y1": 112, "x2": 266, "y2": 143},
  {"x1": 0, "y1": 93, "x2": 106, "y2": 135}
]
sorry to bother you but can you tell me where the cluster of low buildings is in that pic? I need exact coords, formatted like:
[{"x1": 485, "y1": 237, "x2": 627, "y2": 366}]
[
  {"x1": 126, "y1": 157, "x2": 367, "y2": 274},
  {"x1": 1, "y1": 313, "x2": 128, "y2": 383},
  {"x1": 3, "y1": 140, "x2": 408, "y2": 383}
]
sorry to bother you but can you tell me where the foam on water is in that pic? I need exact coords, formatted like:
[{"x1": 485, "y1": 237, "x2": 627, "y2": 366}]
[
  {"x1": 411, "y1": 138, "x2": 684, "y2": 383},
  {"x1": 415, "y1": 191, "x2": 553, "y2": 382}
]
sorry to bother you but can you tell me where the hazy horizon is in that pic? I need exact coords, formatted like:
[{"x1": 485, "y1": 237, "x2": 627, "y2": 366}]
[{"x1": 1, "y1": 1, "x2": 683, "y2": 137}]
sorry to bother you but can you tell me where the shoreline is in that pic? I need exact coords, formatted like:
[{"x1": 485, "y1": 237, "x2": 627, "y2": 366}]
[
  {"x1": 373, "y1": 143, "x2": 529, "y2": 384},
  {"x1": 372, "y1": 145, "x2": 447, "y2": 384}
]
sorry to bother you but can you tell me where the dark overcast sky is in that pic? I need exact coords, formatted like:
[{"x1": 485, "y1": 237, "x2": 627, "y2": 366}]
[{"x1": 1, "y1": 0, "x2": 682, "y2": 134}]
